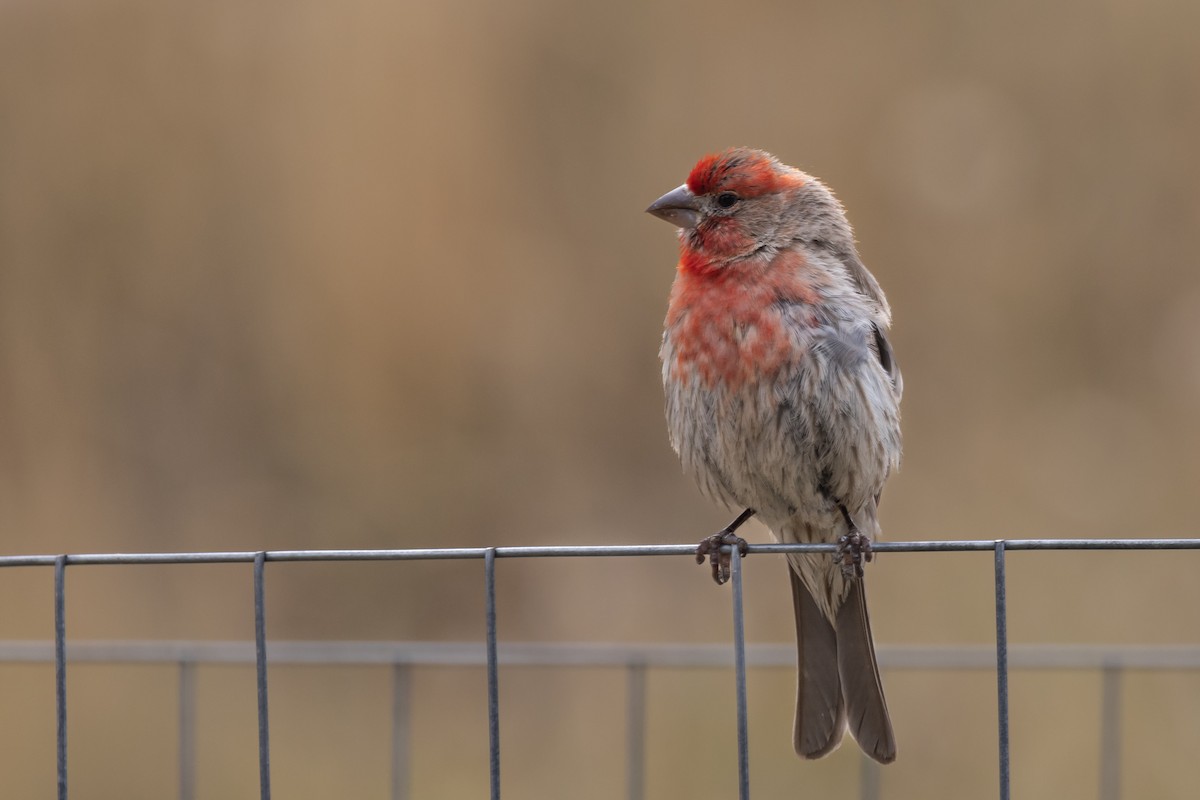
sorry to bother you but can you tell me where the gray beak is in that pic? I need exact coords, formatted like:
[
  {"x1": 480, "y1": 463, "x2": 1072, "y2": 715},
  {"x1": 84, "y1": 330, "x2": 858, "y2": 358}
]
[{"x1": 646, "y1": 183, "x2": 701, "y2": 229}]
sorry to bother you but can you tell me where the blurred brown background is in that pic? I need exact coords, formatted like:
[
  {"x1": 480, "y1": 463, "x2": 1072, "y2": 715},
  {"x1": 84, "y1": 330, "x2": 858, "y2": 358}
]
[{"x1": 2, "y1": 0, "x2": 1200, "y2": 797}]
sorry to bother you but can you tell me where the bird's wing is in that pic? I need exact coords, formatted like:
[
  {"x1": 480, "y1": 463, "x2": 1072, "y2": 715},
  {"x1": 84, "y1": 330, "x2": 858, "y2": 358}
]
[
  {"x1": 871, "y1": 323, "x2": 902, "y2": 400},
  {"x1": 835, "y1": 248, "x2": 892, "y2": 326}
]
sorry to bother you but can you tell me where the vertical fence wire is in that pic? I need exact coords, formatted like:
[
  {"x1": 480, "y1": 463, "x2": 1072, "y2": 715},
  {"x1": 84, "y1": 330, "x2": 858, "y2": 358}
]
[
  {"x1": 253, "y1": 552, "x2": 272, "y2": 800},
  {"x1": 54, "y1": 555, "x2": 68, "y2": 800},
  {"x1": 179, "y1": 660, "x2": 197, "y2": 800},
  {"x1": 993, "y1": 541, "x2": 1011, "y2": 800},
  {"x1": 860, "y1": 755, "x2": 881, "y2": 800},
  {"x1": 626, "y1": 662, "x2": 646, "y2": 800},
  {"x1": 1099, "y1": 666, "x2": 1122, "y2": 800},
  {"x1": 485, "y1": 548, "x2": 500, "y2": 800},
  {"x1": 392, "y1": 663, "x2": 411, "y2": 800},
  {"x1": 730, "y1": 547, "x2": 750, "y2": 800}
]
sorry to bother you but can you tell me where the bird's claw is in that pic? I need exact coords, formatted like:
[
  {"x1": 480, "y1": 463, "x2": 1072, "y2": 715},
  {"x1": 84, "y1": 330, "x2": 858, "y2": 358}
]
[
  {"x1": 835, "y1": 530, "x2": 874, "y2": 579},
  {"x1": 696, "y1": 530, "x2": 750, "y2": 585}
]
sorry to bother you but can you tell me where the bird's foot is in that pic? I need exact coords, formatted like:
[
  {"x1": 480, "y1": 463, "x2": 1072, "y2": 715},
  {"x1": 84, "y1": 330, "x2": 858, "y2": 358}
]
[
  {"x1": 835, "y1": 530, "x2": 874, "y2": 579},
  {"x1": 696, "y1": 530, "x2": 750, "y2": 586}
]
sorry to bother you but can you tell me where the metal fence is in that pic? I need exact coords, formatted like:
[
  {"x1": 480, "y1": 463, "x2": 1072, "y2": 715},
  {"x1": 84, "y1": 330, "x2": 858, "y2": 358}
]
[{"x1": 2, "y1": 539, "x2": 1199, "y2": 800}]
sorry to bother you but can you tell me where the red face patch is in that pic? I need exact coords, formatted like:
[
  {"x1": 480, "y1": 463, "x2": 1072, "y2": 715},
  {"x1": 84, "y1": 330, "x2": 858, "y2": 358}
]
[{"x1": 686, "y1": 148, "x2": 805, "y2": 198}]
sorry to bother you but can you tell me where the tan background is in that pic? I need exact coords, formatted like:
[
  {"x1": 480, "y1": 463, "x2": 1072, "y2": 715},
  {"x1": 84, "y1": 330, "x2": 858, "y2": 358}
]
[{"x1": 2, "y1": 0, "x2": 1200, "y2": 797}]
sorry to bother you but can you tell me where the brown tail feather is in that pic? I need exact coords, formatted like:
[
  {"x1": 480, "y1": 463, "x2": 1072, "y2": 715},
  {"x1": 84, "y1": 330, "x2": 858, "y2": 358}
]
[
  {"x1": 835, "y1": 578, "x2": 897, "y2": 763},
  {"x1": 789, "y1": 566, "x2": 846, "y2": 758}
]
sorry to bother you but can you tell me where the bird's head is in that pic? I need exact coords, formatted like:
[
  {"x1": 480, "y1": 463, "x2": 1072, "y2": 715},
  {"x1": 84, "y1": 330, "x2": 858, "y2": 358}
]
[{"x1": 647, "y1": 148, "x2": 853, "y2": 270}]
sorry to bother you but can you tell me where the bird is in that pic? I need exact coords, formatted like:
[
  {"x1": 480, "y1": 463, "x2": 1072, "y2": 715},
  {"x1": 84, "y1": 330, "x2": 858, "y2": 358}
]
[{"x1": 646, "y1": 147, "x2": 902, "y2": 764}]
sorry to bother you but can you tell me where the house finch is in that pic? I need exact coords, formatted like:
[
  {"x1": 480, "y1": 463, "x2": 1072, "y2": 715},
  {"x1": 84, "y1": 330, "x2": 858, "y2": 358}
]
[{"x1": 647, "y1": 148, "x2": 901, "y2": 764}]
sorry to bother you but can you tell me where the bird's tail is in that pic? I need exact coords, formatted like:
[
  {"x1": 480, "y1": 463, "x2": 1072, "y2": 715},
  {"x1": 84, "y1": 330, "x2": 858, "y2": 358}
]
[{"x1": 790, "y1": 566, "x2": 896, "y2": 763}]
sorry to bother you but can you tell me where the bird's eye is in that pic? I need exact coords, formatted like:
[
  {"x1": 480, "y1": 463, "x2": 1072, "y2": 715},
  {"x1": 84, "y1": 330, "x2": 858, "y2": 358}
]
[{"x1": 716, "y1": 192, "x2": 739, "y2": 209}]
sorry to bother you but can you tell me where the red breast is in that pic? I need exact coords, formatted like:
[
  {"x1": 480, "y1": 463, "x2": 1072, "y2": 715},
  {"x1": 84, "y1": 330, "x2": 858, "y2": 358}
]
[{"x1": 665, "y1": 247, "x2": 821, "y2": 390}]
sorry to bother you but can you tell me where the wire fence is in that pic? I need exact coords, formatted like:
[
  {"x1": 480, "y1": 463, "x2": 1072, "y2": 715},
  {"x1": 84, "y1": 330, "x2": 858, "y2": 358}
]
[{"x1": 3, "y1": 539, "x2": 1200, "y2": 800}]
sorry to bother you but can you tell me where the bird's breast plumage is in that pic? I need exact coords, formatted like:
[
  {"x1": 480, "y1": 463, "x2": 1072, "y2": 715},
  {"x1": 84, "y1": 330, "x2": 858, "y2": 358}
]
[
  {"x1": 661, "y1": 246, "x2": 901, "y2": 533},
  {"x1": 664, "y1": 271, "x2": 807, "y2": 390}
]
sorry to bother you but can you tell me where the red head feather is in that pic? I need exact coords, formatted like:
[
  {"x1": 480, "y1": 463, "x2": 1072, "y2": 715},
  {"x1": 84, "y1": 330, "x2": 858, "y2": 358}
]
[{"x1": 686, "y1": 148, "x2": 805, "y2": 198}]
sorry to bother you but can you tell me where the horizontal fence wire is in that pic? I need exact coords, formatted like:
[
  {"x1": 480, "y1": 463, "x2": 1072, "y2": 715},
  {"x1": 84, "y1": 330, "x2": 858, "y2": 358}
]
[
  {"x1": 4, "y1": 538, "x2": 1199, "y2": 800},
  {"x1": 2, "y1": 538, "x2": 1200, "y2": 568},
  {"x1": 3, "y1": 640, "x2": 1199, "y2": 668}
]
